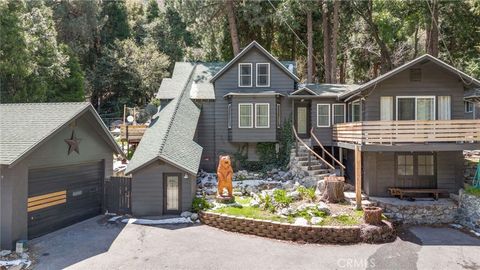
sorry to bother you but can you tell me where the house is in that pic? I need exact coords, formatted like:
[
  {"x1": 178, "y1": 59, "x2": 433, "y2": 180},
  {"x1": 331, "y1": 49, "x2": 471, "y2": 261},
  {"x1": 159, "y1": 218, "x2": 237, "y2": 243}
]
[
  {"x1": 0, "y1": 102, "x2": 123, "y2": 250},
  {"x1": 126, "y1": 41, "x2": 480, "y2": 216}
]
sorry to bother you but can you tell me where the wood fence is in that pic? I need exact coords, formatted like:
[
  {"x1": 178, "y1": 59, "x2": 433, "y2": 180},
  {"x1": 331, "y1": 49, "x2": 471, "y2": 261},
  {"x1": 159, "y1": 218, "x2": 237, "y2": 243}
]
[{"x1": 105, "y1": 176, "x2": 132, "y2": 215}]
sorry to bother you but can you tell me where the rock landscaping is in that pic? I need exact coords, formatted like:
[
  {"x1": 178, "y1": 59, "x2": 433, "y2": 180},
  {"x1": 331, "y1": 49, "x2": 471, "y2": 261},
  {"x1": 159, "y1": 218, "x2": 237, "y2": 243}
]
[
  {"x1": 457, "y1": 188, "x2": 480, "y2": 233},
  {"x1": 0, "y1": 249, "x2": 31, "y2": 270},
  {"x1": 195, "y1": 169, "x2": 396, "y2": 244}
]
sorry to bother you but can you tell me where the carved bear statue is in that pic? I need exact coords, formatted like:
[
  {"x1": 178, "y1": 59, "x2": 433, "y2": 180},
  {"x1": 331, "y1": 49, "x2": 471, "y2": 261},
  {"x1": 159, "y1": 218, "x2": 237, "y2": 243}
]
[{"x1": 217, "y1": 155, "x2": 233, "y2": 197}]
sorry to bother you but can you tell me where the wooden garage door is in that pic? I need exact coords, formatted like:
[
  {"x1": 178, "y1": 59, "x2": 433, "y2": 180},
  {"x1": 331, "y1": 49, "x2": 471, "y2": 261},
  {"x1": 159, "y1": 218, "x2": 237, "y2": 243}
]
[{"x1": 28, "y1": 162, "x2": 103, "y2": 239}]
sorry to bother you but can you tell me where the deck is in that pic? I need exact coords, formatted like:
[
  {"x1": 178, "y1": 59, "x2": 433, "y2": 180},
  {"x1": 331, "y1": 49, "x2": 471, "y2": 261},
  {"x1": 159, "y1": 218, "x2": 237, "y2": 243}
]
[{"x1": 332, "y1": 119, "x2": 480, "y2": 145}]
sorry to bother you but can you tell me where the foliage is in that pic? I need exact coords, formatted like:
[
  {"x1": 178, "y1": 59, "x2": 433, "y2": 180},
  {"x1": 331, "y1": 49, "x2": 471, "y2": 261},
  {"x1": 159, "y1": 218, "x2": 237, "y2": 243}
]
[
  {"x1": 212, "y1": 205, "x2": 292, "y2": 223},
  {"x1": 257, "y1": 193, "x2": 275, "y2": 213},
  {"x1": 291, "y1": 207, "x2": 327, "y2": 220},
  {"x1": 297, "y1": 186, "x2": 316, "y2": 202},
  {"x1": 192, "y1": 196, "x2": 213, "y2": 212},
  {"x1": 277, "y1": 118, "x2": 294, "y2": 169},
  {"x1": 273, "y1": 189, "x2": 293, "y2": 208},
  {"x1": 465, "y1": 186, "x2": 480, "y2": 197}
]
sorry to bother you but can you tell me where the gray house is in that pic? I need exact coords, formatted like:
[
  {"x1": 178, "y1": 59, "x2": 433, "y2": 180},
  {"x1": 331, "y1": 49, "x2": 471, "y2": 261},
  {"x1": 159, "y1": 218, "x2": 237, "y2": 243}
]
[
  {"x1": 127, "y1": 41, "x2": 480, "y2": 216},
  {"x1": 0, "y1": 102, "x2": 123, "y2": 249}
]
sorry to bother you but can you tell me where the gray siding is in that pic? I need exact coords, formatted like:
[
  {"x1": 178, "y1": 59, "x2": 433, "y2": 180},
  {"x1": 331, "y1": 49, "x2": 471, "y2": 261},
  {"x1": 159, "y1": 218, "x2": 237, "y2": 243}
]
[
  {"x1": 311, "y1": 98, "x2": 344, "y2": 146},
  {"x1": 361, "y1": 62, "x2": 466, "y2": 121},
  {"x1": 195, "y1": 101, "x2": 216, "y2": 171},
  {"x1": 361, "y1": 151, "x2": 462, "y2": 197},
  {"x1": 201, "y1": 47, "x2": 294, "y2": 169},
  {"x1": 131, "y1": 161, "x2": 196, "y2": 216},
  {"x1": 0, "y1": 114, "x2": 115, "y2": 249}
]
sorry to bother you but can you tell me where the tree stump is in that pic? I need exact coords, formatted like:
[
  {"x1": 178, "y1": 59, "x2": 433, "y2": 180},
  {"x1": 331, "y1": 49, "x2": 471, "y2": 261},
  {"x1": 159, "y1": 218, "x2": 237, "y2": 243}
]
[
  {"x1": 364, "y1": 207, "x2": 383, "y2": 225},
  {"x1": 321, "y1": 178, "x2": 345, "y2": 203}
]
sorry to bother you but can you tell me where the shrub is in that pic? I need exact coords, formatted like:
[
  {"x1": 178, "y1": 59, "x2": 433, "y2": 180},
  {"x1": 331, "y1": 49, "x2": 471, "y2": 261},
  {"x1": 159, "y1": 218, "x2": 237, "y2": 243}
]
[
  {"x1": 258, "y1": 193, "x2": 275, "y2": 213},
  {"x1": 192, "y1": 197, "x2": 212, "y2": 212},
  {"x1": 297, "y1": 186, "x2": 316, "y2": 202},
  {"x1": 273, "y1": 189, "x2": 293, "y2": 208}
]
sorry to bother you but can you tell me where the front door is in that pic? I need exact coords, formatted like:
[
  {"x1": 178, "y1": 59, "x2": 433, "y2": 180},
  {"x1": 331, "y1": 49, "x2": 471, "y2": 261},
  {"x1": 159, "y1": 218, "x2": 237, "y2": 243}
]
[
  {"x1": 163, "y1": 173, "x2": 181, "y2": 214},
  {"x1": 295, "y1": 104, "x2": 310, "y2": 138}
]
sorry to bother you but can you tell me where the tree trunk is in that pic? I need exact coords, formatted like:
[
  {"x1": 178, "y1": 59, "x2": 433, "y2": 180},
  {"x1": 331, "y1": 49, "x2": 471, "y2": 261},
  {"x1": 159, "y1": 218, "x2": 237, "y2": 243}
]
[
  {"x1": 426, "y1": 0, "x2": 439, "y2": 57},
  {"x1": 322, "y1": 1, "x2": 332, "y2": 83},
  {"x1": 225, "y1": 0, "x2": 240, "y2": 56},
  {"x1": 413, "y1": 25, "x2": 419, "y2": 58},
  {"x1": 330, "y1": 0, "x2": 340, "y2": 83},
  {"x1": 321, "y1": 178, "x2": 345, "y2": 203},
  {"x1": 307, "y1": 11, "x2": 313, "y2": 83}
]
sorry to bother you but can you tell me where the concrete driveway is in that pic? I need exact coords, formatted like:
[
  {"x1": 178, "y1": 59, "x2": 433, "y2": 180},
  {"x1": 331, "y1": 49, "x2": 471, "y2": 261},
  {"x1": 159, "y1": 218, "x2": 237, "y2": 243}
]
[{"x1": 30, "y1": 216, "x2": 480, "y2": 270}]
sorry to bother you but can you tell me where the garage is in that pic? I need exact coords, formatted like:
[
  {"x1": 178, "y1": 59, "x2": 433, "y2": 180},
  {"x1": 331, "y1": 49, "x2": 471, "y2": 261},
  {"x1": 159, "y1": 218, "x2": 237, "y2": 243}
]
[
  {"x1": 27, "y1": 162, "x2": 104, "y2": 239},
  {"x1": 0, "y1": 102, "x2": 124, "y2": 250}
]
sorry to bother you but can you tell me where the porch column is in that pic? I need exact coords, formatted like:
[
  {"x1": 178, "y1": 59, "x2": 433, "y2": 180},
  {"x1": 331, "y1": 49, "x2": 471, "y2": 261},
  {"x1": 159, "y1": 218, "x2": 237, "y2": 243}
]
[{"x1": 355, "y1": 145, "x2": 362, "y2": 210}]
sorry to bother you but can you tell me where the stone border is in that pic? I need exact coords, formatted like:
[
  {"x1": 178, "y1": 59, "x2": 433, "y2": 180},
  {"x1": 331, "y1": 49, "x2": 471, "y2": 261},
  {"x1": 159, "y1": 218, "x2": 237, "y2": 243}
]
[{"x1": 199, "y1": 211, "x2": 396, "y2": 244}]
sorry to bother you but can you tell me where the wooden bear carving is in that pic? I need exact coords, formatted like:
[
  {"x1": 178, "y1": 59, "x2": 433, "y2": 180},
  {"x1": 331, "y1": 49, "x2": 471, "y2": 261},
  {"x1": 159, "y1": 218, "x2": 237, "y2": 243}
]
[{"x1": 217, "y1": 155, "x2": 233, "y2": 197}]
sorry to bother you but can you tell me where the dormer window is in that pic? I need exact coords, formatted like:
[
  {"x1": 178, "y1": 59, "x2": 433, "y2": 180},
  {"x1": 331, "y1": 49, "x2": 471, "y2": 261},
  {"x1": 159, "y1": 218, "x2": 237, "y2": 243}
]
[
  {"x1": 256, "y1": 63, "x2": 270, "y2": 87},
  {"x1": 238, "y1": 63, "x2": 252, "y2": 87}
]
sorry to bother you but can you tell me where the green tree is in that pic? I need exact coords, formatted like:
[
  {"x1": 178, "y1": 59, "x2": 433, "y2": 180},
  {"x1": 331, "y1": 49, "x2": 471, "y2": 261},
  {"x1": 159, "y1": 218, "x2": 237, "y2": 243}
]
[
  {"x1": 146, "y1": 0, "x2": 160, "y2": 23},
  {"x1": 100, "y1": 0, "x2": 130, "y2": 46},
  {"x1": 48, "y1": 46, "x2": 85, "y2": 102}
]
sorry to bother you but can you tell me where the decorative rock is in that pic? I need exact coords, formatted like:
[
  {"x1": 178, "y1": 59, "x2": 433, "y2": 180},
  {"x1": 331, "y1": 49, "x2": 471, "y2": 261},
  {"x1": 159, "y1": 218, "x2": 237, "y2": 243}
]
[
  {"x1": 180, "y1": 211, "x2": 192, "y2": 218},
  {"x1": 316, "y1": 202, "x2": 330, "y2": 214},
  {"x1": 0, "y1": 250, "x2": 11, "y2": 257},
  {"x1": 311, "y1": 217, "x2": 324, "y2": 225},
  {"x1": 190, "y1": 213, "x2": 199, "y2": 221},
  {"x1": 287, "y1": 191, "x2": 301, "y2": 201},
  {"x1": 316, "y1": 180, "x2": 326, "y2": 194},
  {"x1": 294, "y1": 217, "x2": 308, "y2": 226}
]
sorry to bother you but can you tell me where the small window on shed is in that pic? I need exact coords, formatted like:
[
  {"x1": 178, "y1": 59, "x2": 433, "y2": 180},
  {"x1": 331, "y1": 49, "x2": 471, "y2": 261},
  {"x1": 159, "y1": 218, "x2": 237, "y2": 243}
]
[{"x1": 410, "y1": 68, "x2": 422, "y2": 82}]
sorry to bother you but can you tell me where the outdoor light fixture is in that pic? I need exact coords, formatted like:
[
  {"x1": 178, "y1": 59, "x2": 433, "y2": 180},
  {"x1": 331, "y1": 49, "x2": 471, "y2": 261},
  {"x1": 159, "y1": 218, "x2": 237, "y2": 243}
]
[{"x1": 184, "y1": 173, "x2": 189, "y2": 179}]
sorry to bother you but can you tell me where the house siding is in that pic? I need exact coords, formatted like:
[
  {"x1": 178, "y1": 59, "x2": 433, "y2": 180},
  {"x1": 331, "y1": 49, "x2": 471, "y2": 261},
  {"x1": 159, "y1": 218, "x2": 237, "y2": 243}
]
[
  {"x1": 311, "y1": 98, "x2": 343, "y2": 146},
  {"x1": 131, "y1": 161, "x2": 196, "y2": 216},
  {"x1": 0, "y1": 114, "x2": 115, "y2": 249}
]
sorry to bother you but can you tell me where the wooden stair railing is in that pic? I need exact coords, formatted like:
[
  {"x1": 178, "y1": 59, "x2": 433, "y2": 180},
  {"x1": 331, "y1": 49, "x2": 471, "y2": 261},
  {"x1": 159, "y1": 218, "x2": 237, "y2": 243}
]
[
  {"x1": 292, "y1": 126, "x2": 335, "y2": 171},
  {"x1": 310, "y1": 127, "x2": 346, "y2": 176}
]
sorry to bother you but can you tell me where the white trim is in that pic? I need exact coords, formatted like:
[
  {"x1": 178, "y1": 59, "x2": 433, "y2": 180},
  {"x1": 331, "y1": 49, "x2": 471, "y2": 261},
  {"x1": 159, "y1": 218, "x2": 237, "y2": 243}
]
[
  {"x1": 464, "y1": 101, "x2": 474, "y2": 113},
  {"x1": 276, "y1": 103, "x2": 281, "y2": 128},
  {"x1": 227, "y1": 103, "x2": 232, "y2": 129},
  {"x1": 332, "y1": 103, "x2": 346, "y2": 124},
  {"x1": 255, "y1": 103, "x2": 270, "y2": 128},
  {"x1": 380, "y1": 96, "x2": 394, "y2": 121},
  {"x1": 395, "y1": 96, "x2": 436, "y2": 120},
  {"x1": 238, "y1": 103, "x2": 253, "y2": 128},
  {"x1": 256, "y1": 63, "x2": 270, "y2": 87},
  {"x1": 351, "y1": 100, "x2": 362, "y2": 122},
  {"x1": 238, "y1": 63, "x2": 253, "y2": 87},
  {"x1": 290, "y1": 87, "x2": 318, "y2": 96},
  {"x1": 316, "y1": 103, "x2": 331, "y2": 127}
]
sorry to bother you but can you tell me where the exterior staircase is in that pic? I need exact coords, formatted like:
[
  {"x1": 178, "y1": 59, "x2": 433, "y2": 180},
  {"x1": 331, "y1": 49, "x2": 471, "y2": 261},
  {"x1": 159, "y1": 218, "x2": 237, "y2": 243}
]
[{"x1": 290, "y1": 138, "x2": 336, "y2": 182}]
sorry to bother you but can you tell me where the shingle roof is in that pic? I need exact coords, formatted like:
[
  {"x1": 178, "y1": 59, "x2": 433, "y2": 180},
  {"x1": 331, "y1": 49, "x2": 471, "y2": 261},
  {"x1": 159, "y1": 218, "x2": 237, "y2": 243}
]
[
  {"x1": 292, "y1": 84, "x2": 359, "y2": 97},
  {"x1": 0, "y1": 102, "x2": 123, "y2": 166},
  {"x1": 190, "y1": 62, "x2": 225, "y2": 100},
  {"x1": 126, "y1": 63, "x2": 203, "y2": 175},
  {"x1": 340, "y1": 54, "x2": 480, "y2": 99}
]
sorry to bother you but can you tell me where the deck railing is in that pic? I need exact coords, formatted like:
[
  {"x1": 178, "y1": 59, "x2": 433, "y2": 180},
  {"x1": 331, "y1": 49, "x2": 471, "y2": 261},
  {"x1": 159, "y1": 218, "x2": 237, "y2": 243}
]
[
  {"x1": 332, "y1": 119, "x2": 480, "y2": 145},
  {"x1": 120, "y1": 124, "x2": 148, "y2": 143}
]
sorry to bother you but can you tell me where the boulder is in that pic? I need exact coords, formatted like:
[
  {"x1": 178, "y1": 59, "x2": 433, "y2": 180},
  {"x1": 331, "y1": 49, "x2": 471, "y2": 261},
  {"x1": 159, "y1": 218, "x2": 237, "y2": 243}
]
[
  {"x1": 190, "y1": 213, "x2": 199, "y2": 221},
  {"x1": 315, "y1": 180, "x2": 326, "y2": 195},
  {"x1": 310, "y1": 216, "x2": 324, "y2": 225},
  {"x1": 180, "y1": 211, "x2": 192, "y2": 218},
  {"x1": 294, "y1": 217, "x2": 308, "y2": 226},
  {"x1": 316, "y1": 202, "x2": 330, "y2": 214},
  {"x1": 287, "y1": 190, "x2": 301, "y2": 201}
]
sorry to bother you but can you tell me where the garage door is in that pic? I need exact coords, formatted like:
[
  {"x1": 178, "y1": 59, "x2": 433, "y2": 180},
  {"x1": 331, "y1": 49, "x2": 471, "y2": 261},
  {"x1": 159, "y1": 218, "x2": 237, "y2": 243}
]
[{"x1": 28, "y1": 162, "x2": 103, "y2": 239}]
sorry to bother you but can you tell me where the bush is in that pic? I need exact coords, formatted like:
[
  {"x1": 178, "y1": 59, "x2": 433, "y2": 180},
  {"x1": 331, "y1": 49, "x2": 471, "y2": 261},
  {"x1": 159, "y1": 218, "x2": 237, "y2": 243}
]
[
  {"x1": 192, "y1": 197, "x2": 212, "y2": 212},
  {"x1": 273, "y1": 189, "x2": 293, "y2": 208},
  {"x1": 297, "y1": 186, "x2": 316, "y2": 202},
  {"x1": 258, "y1": 193, "x2": 275, "y2": 213}
]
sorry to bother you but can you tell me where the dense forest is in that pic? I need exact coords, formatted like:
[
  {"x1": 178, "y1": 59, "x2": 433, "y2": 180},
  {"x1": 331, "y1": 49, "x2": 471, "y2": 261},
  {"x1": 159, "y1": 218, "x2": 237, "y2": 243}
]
[{"x1": 1, "y1": 0, "x2": 479, "y2": 119}]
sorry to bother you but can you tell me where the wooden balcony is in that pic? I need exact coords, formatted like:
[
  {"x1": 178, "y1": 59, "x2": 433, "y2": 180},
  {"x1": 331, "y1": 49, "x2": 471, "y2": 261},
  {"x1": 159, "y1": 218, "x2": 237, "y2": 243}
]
[
  {"x1": 332, "y1": 120, "x2": 480, "y2": 145},
  {"x1": 120, "y1": 124, "x2": 148, "y2": 143}
]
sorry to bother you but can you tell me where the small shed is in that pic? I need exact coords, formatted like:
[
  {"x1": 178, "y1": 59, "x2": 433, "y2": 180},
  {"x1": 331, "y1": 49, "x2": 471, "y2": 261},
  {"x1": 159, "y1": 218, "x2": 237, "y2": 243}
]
[{"x1": 0, "y1": 102, "x2": 123, "y2": 250}]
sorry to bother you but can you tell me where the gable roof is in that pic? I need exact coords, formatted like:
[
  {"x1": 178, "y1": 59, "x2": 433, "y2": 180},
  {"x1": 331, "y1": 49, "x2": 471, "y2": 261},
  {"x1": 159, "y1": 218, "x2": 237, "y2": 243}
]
[
  {"x1": 210, "y1": 41, "x2": 300, "y2": 83},
  {"x1": 291, "y1": 84, "x2": 359, "y2": 98},
  {"x1": 340, "y1": 54, "x2": 480, "y2": 99},
  {"x1": 126, "y1": 63, "x2": 203, "y2": 175},
  {"x1": 0, "y1": 102, "x2": 124, "y2": 167}
]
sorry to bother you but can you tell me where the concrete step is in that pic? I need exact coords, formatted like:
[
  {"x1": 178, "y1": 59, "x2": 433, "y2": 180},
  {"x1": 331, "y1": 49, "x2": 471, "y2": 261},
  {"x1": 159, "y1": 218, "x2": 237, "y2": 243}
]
[
  {"x1": 309, "y1": 169, "x2": 331, "y2": 176},
  {"x1": 301, "y1": 164, "x2": 324, "y2": 171},
  {"x1": 299, "y1": 160, "x2": 322, "y2": 166}
]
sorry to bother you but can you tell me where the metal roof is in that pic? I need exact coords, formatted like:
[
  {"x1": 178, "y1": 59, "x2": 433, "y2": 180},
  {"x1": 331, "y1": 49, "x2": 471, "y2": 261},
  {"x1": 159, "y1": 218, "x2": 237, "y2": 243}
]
[{"x1": 0, "y1": 102, "x2": 123, "y2": 166}]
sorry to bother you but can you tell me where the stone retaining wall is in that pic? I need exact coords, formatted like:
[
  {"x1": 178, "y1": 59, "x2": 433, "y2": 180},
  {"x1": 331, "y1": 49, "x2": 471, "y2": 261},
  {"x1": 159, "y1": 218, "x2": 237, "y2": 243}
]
[
  {"x1": 464, "y1": 159, "x2": 478, "y2": 186},
  {"x1": 457, "y1": 189, "x2": 480, "y2": 231},
  {"x1": 371, "y1": 198, "x2": 458, "y2": 224},
  {"x1": 199, "y1": 211, "x2": 395, "y2": 244}
]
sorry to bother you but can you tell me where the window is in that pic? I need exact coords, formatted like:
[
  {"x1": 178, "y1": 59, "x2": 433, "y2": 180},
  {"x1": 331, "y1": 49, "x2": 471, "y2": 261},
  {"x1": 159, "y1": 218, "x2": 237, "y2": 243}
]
[
  {"x1": 255, "y1": 103, "x2": 270, "y2": 128},
  {"x1": 380, "y1": 96, "x2": 393, "y2": 121},
  {"x1": 397, "y1": 154, "x2": 414, "y2": 176},
  {"x1": 418, "y1": 155, "x2": 435, "y2": 176},
  {"x1": 438, "y1": 96, "x2": 451, "y2": 120},
  {"x1": 256, "y1": 63, "x2": 270, "y2": 87},
  {"x1": 465, "y1": 101, "x2": 474, "y2": 113},
  {"x1": 238, "y1": 63, "x2": 252, "y2": 87},
  {"x1": 317, "y1": 104, "x2": 331, "y2": 127},
  {"x1": 332, "y1": 104, "x2": 345, "y2": 124},
  {"x1": 238, "y1": 103, "x2": 253, "y2": 128},
  {"x1": 276, "y1": 104, "x2": 281, "y2": 128},
  {"x1": 351, "y1": 101, "x2": 361, "y2": 122},
  {"x1": 396, "y1": 96, "x2": 435, "y2": 120},
  {"x1": 227, "y1": 103, "x2": 232, "y2": 128}
]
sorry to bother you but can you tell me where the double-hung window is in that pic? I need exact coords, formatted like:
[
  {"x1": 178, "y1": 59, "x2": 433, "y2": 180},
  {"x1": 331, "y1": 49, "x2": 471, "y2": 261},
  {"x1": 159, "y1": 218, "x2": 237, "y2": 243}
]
[
  {"x1": 465, "y1": 101, "x2": 474, "y2": 113},
  {"x1": 256, "y1": 63, "x2": 270, "y2": 87},
  {"x1": 438, "y1": 96, "x2": 451, "y2": 120},
  {"x1": 238, "y1": 103, "x2": 253, "y2": 128},
  {"x1": 317, "y1": 104, "x2": 331, "y2": 127},
  {"x1": 332, "y1": 104, "x2": 345, "y2": 124},
  {"x1": 255, "y1": 103, "x2": 270, "y2": 128},
  {"x1": 351, "y1": 101, "x2": 361, "y2": 122},
  {"x1": 380, "y1": 96, "x2": 393, "y2": 121},
  {"x1": 238, "y1": 63, "x2": 252, "y2": 87}
]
